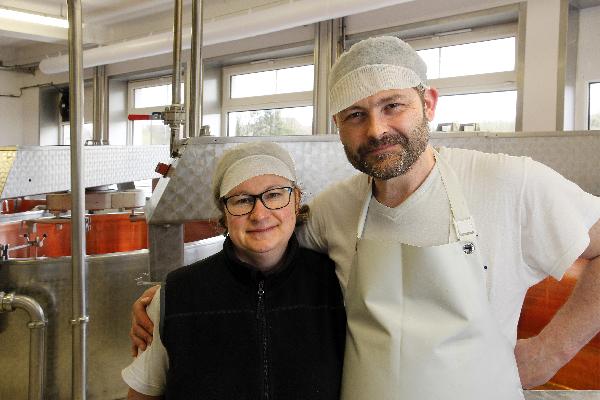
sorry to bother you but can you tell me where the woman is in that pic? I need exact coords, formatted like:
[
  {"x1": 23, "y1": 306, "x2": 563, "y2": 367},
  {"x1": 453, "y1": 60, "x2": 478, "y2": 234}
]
[{"x1": 122, "y1": 142, "x2": 346, "y2": 400}]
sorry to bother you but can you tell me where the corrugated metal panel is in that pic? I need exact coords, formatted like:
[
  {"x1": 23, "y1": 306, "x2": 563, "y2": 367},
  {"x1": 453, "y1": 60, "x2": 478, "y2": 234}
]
[{"x1": 1, "y1": 145, "x2": 170, "y2": 199}]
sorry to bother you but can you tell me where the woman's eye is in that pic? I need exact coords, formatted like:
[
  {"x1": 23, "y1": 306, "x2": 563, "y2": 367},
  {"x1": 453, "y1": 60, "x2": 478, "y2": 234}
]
[
  {"x1": 264, "y1": 191, "x2": 283, "y2": 200},
  {"x1": 345, "y1": 112, "x2": 363, "y2": 121},
  {"x1": 232, "y1": 196, "x2": 253, "y2": 206}
]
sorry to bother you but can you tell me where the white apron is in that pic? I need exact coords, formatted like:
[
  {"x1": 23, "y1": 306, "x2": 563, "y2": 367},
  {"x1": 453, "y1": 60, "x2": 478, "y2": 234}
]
[{"x1": 340, "y1": 150, "x2": 524, "y2": 400}]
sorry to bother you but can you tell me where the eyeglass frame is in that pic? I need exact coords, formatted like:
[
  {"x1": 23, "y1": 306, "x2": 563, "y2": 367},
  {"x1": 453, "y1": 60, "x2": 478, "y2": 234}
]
[{"x1": 221, "y1": 186, "x2": 295, "y2": 216}]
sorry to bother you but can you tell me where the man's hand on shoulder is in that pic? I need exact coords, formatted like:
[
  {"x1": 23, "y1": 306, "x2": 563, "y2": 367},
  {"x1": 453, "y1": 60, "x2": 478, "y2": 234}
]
[{"x1": 130, "y1": 285, "x2": 159, "y2": 357}]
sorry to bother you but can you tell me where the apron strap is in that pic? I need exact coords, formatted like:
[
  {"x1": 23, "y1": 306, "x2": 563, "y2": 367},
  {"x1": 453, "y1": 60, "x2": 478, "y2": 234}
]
[
  {"x1": 433, "y1": 149, "x2": 478, "y2": 243},
  {"x1": 355, "y1": 149, "x2": 478, "y2": 243}
]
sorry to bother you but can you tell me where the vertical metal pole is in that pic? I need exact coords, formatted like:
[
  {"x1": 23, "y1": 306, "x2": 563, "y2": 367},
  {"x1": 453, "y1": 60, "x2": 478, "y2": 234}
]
[
  {"x1": 170, "y1": 0, "x2": 183, "y2": 153},
  {"x1": 188, "y1": 0, "x2": 204, "y2": 137},
  {"x1": 92, "y1": 65, "x2": 107, "y2": 144},
  {"x1": 67, "y1": 1, "x2": 88, "y2": 399}
]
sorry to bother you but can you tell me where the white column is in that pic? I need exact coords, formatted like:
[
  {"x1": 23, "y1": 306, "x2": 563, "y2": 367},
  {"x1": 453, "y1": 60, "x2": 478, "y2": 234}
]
[{"x1": 521, "y1": 0, "x2": 564, "y2": 131}]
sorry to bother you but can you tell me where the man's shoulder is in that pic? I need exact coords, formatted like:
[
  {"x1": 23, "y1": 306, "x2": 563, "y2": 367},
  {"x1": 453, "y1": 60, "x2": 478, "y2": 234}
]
[
  {"x1": 311, "y1": 172, "x2": 367, "y2": 206},
  {"x1": 439, "y1": 146, "x2": 529, "y2": 182}
]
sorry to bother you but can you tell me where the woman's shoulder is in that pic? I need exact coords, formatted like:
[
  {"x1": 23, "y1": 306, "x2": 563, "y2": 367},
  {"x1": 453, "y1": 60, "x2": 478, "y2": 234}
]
[
  {"x1": 294, "y1": 247, "x2": 336, "y2": 275},
  {"x1": 166, "y1": 250, "x2": 226, "y2": 284}
]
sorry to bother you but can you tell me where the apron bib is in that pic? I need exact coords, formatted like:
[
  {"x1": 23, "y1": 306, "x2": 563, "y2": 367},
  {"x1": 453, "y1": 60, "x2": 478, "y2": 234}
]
[{"x1": 340, "y1": 150, "x2": 523, "y2": 400}]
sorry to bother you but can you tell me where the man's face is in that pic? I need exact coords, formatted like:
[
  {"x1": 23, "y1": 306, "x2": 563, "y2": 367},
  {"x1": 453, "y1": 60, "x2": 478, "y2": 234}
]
[{"x1": 334, "y1": 88, "x2": 436, "y2": 180}]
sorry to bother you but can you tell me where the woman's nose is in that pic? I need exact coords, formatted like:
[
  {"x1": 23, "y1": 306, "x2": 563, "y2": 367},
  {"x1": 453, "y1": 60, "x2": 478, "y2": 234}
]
[{"x1": 249, "y1": 198, "x2": 270, "y2": 220}]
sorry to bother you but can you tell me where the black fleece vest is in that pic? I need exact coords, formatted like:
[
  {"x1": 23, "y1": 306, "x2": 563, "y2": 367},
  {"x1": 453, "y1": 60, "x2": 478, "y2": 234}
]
[{"x1": 162, "y1": 235, "x2": 346, "y2": 400}]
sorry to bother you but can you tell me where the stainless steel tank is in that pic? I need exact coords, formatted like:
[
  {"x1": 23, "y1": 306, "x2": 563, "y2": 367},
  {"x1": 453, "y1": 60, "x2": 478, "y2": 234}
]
[{"x1": 0, "y1": 236, "x2": 223, "y2": 400}]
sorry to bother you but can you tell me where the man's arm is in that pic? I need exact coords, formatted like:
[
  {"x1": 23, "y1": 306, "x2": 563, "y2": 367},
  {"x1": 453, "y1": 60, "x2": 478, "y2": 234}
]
[
  {"x1": 130, "y1": 285, "x2": 159, "y2": 356},
  {"x1": 515, "y1": 218, "x2": 600, "y2": 388},
  {"x1": 127, "y1": 388, "x2": 162, "y2": 400}
]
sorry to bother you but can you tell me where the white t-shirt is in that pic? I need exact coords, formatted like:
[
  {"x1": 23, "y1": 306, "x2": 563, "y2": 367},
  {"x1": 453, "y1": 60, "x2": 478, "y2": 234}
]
[
  {"x1": 122, "y1": 288, "x2": 168, "y2": 396},
  {"x1": 297, "y1": 147, "x2": 600, "y2": 344}
]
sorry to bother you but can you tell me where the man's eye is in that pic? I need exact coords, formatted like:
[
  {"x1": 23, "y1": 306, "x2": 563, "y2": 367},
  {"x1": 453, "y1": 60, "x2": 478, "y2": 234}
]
[{"x1": 385, "y1": 102, "x2": 402, "y2": 110}]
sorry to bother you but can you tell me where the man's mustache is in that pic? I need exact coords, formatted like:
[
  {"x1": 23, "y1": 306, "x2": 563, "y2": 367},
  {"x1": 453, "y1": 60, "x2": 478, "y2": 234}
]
[{"x1": 357, "y1": 134, "x2": 408, "y2": 157}]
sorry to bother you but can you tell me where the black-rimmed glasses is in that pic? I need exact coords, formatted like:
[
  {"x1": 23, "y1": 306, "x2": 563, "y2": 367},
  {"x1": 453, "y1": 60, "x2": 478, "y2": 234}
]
[{"x1": 222, "y1": 187, "x2": 294, "y2": 216}]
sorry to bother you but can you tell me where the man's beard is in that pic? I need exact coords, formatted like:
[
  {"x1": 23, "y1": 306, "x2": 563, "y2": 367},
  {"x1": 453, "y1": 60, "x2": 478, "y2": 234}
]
[{"x1": 343, "y1": 118, "x2": 430, "y2": 180}]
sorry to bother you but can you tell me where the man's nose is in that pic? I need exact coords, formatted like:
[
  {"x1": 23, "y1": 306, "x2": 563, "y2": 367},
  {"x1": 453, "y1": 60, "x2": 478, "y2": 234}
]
[{"x1": 365, "y1": 114, "x2": 388, "y2": 139}]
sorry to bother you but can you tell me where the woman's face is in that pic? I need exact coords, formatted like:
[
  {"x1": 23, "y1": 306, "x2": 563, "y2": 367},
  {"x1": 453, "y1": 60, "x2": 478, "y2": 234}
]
[{"x1": 223, "y1": 174, "x2": 298, "y2": 267}]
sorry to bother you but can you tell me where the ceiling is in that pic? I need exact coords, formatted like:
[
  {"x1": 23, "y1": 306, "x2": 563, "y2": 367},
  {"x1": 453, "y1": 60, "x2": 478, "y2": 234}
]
[
  {"x1": 1, "y1": 0, "x2": 600, "y2": 66},
  {"x1": 0, "y1": 0, "x2": 282, "y2": 64}
]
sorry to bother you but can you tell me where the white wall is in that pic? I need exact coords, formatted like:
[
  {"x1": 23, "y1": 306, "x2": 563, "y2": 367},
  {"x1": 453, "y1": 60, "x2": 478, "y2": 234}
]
[
  {"x1": 0, "y1": 70, "x2": 24, "y2": 146},
  {"x1": 575, "y1": 5, "x2": 600, "y2": 130}
]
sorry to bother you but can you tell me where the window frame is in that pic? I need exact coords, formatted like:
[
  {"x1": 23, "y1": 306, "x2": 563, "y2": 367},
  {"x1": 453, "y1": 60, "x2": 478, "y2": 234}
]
[
  {"x1": 127, "y1": 76, "x2": 185, "y2": 145},
  {"x1": 588, "y1": 81, "x2": 600, "y2": 130},
  {"x1": 408, "y1": 23, "x2": 518, "y2": 96},
  {"x1": 346, "y1": 17, "x2": 520, "y2": 132},
  {"x1": 221, "y1": 54, "x2": 314, "y2": 136}
]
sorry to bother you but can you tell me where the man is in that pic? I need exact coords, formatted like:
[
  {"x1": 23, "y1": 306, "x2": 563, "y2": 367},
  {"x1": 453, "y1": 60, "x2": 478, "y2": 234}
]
[{"x1": 131, "y1": 36, "x2": 600, "y2": 398}]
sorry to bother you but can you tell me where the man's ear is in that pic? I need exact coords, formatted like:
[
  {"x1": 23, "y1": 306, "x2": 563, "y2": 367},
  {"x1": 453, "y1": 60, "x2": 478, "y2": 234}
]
[{"x1": 423, "y1": 87, "x2": 439, "y2": 122}]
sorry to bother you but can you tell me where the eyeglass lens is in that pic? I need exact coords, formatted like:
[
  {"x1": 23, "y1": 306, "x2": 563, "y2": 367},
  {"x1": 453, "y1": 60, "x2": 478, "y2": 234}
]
[{"x1": 225, "y1": 187, "x2": 292, "y2": 216}]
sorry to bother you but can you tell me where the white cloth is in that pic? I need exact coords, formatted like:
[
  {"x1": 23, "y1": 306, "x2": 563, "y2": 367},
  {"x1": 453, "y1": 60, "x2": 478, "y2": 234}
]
[
  {"x1": 297, "y1": 147, "x2": 600, "y2": 344},
  {"x1": 121, "y1": 288, "x2": 168, "y2": 396}
]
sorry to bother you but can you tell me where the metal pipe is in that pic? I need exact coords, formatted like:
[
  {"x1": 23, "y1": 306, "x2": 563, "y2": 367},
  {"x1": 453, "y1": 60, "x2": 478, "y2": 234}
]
[
  {"x1": 67, "y1": 1, "x2": 89, "y2": 399},
  {"x1": 188, "y1": 0, "x2": 204, "y2": 137},
  {"x1": 1, "y1": 291, "x2": 47, "y2": 400},
  {"x1": 92, "y1": 65, "x2": 108, "y2": 145},
  {"x1": 170, "y1": 0, "x2": 184, "y2": 154},
  {"x1": 172, "y1": 0, "x2": 183, "y2": 107}
]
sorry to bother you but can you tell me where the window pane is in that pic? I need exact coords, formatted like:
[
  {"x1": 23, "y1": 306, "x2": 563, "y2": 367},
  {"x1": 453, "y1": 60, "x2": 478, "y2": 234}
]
[
  {"x1": 231, "y1": 65, "x2": 314, "y2": 98},
  {"x1": 228, "y1": 106, "x2": 313, "y2": 136},
  {"x1": 62, "y1": 123, "x2": 93, "y2": 145},
  {"x1": 134, "y1": 83, "x2": 185, "y2": 108},
  {"x1": 132, "y1": 120, "x2": 170, "y2": 145},
  {"x1": 432, "y1": 91, "x2": 516, "y2": 132},
  {"x1": 134, "y1": 179, "x2": 154, "y2": 199},
  {"x1": 590, "y1": 82, "x2": 600, "y2": 130},
  {"x1": 416, "y1": 48, "x2": 440, "y2": 79},
  {"x1": 439, "y1": 37, "x2": 515, "y2": 78}
]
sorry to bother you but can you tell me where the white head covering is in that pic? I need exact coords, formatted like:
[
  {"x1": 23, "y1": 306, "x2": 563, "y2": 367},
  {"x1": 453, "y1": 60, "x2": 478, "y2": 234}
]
[
  {"x1": 212, "y1": 142, "x2": 296, "y2": 205},
  {"x1": 329, "y1": 36, "x2": 428, "y2": 115}
]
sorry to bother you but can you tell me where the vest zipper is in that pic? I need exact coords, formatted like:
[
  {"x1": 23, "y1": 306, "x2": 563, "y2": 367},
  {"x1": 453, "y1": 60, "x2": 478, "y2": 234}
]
[{"x1": 257, "y1": 280, "x2": 270, "y2": 399}]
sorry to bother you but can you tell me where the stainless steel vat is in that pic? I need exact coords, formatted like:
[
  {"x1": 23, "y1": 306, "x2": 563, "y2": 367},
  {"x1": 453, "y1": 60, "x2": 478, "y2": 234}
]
[{"x1": 0, "y1": 236, "x2": 223, "y2": 400}]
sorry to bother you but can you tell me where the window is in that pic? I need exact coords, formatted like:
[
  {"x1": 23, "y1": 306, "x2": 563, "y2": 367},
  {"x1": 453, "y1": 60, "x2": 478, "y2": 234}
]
[
  {"x1": 127, "y1": 77, "x2": 185, "y2": 145},
  {"x1": 61, "y1": 123, "x2": 94, "y2": 145},
  {"x1": 417, "y1": 37, "x2": 515, "y2": 79},
  {"x1": 590, "y1": 82, "x2": 600, "y2": 130},
  {"x1": 432, "y1": 91, "x2": 517, "y2": 132},
  {"x1": 406, "y1": 25, "x2": 518, "y2": 132},
  {"x1": 222, "y1": 55, "x2": 314, "y2": 136},
  {"x1": 405, "y1": 27, "x2": 518, "y2": 132}
]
